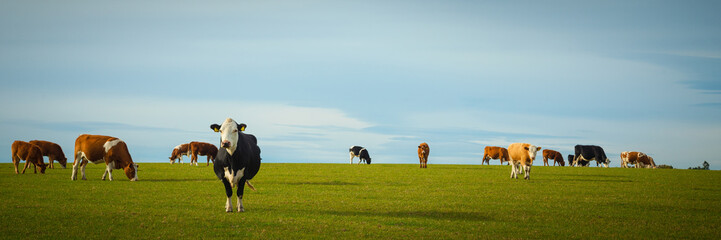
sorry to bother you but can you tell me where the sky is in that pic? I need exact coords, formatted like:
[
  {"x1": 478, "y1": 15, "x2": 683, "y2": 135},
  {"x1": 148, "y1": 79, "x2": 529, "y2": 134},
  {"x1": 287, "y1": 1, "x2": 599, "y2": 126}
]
[{"x1": 1, "y1": 0, "x2": 720, "y2": 169}]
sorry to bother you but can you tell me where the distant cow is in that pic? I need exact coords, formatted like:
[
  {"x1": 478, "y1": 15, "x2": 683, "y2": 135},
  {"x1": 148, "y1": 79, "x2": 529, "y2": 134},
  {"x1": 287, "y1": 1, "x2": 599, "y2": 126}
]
[
  {"x1": 622, "y1": 151, "x2": 656, "y2": 169},
  {"x1": 29, "y1": 140, "x2": 67, "y2": 169},
  {"x1": 349, "y1": 146, "x2": 371, "y2": 164},
  {"x1": 189, "y1": 141, "x2": 218, "y2": 166},
  {"x1": 573, "y1": 145, "x2": 610, "y2": 168},
  {"x1": 482, "y1": 146, "x2": 510, "y2": 165},
  {"x1": 210, "y1": 118, "x2": 261, "y2": 212},
  {"x1": 508, "y1": 143, "x2": 541, "y2": 180},
  {"x1": 542, "y1": 149, "x2": 564, "y2": 166},
  {"x1": 11, "y1": 141, "x2": 47, "y2": 174},
  {"x1": 418, "y1": 143, "x2": 429, "y2": 168},
  {"x1": 169, "y1": 143, "x2": 190, "y2": 164},
  {"x1": 71, "y1": 134, "x2": 138, "y2": 181}
]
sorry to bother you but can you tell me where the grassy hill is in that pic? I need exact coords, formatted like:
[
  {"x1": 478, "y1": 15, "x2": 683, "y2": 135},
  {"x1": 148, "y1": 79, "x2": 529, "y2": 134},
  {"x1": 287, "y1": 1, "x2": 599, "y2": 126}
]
[{"x1": 1, "y1": 163, "x2": 719, "y2": 239}]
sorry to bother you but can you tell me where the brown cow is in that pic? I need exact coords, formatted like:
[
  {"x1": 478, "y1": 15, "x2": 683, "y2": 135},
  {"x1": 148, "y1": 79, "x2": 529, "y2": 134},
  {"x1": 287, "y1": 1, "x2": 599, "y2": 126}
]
[
  {"x1": 71, "y1": 134, "x2": 137, "y2": 181},
  {"x1": 189, "y1": 141, "x2": 218, "y2": 166},
  {"x1": 418, "y1": 142, "x2": 429, "y2": 168},
  {"x1": 638, "y1": 155, "x2": 656, "y2": 169},
  {"x1": 620, "y1": 151, "x2": 656, "y2": 168},
  {"x1": 11, "y1": 141, "x2": 47, "y2": 174},
  {"x1": 29, "y1": 140, "x2": 67, "y2": 169},
  {"x1": 482, "y1": 146, "x2": 510, "y2": 165},
  {"x1": 542, "y1": 149, "x2": 564, "y2": 166},
  {"x1": 508, "y1": 143, "x2": 541, "y2": 180},
  {"x1": 169, "y1": 143, "x2": 190, "y2": 164}
]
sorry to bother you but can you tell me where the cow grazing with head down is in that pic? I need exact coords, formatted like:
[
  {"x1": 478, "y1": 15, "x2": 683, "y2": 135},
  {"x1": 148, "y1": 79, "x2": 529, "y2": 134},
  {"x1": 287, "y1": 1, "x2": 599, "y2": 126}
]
[
  {"x1": 508, "y1": 143, "x2": 541, "y2": 180},
  {"x1": 210, "y1": 118, "x2": 261, "y2": 212},
  {"x1": 418, "y1": 143, "x2": 429, "y2": 168},
  {"x1": 622, "y1": 151, "x2": 656, "y2": 169},
  {"x1": 71, "y1": 134, "x2": 138, "y2": 181},
  {"x1": 482, "y1": 146, "x2": 510, "y2": 165},
  {"x1": 28, "y1": 140, "x2": 67, "y2": 169},
  {"x1": 189, "y1": 141, "x2": 218, "y2": 166},
  {"x1": 349, "y1": 146, "x2": 371, "y2": 164},
  {"x1": 573, "y1": 145, "x2": 610, "y2": 168},
  {"x1": 542, "y1": 149, "x2": 564, "y2": 166},
  {"x1": 11, "y1": 141, "x2": 47, "y2": 174},
  {"x1": 169, "y1": 143, "x2": 190, "y2": 164}
]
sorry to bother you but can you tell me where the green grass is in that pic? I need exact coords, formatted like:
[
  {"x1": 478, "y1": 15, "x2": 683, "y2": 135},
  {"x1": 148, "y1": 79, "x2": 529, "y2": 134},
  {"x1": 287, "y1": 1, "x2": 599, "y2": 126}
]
[{"x1": 1, "y1": 163, "x2": 719, "y2": 239}]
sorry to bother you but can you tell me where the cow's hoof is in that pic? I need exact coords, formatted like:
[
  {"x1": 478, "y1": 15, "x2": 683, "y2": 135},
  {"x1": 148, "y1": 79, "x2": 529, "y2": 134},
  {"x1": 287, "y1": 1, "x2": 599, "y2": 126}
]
[
  {"x1": 237, "y1": 208, "x2": 244, "y2": 212},
  {"x1": 226, "y1": 208, "x2": 233, "y2": 213}
]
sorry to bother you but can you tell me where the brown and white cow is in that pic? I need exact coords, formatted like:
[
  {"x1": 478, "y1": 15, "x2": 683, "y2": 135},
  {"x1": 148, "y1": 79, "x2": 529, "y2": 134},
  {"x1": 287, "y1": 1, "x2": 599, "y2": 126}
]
[
  {"x1": 11, "y1": 141, "x2": 47, "y2": 174},
  {"x1": 29, "y1": 140, "x2": 67, "y2": 169},
  {"x1": 189, "y1": 141, "x2": 218, "y2": 166},
  {"x1": 482, "y1": 146, "x2": 510, "y2": 165},
  {"x1": 418, "y1": 142, "x2": 429, "y2": 168},
  {"x1": 620, "y1": 151, "x2": 656, "y2": 168},
  {"x1": 169, "y1": 143, "x2": 190, "y2": 164},
  {"x1": 542, "y1": 149, "x2": 564, "y2": 166},
  {"x1": 508, "y1": 143, "x2": 541, "y2": 180},
  {"x1": 71, "y1": 134, "x2": 137, "y2": 181}
]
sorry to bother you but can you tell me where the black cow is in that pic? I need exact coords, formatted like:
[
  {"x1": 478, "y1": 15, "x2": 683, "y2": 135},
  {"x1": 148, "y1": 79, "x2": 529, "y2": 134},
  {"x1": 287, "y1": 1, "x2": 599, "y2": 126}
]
[
  {"x1": 210, "y1": 118, "x2": 261, "y2": 212},
  {"x1": 573, "y1": 145, "x2": 609, "y2": 168},
  {"x1": 349, "y1": 146, "x2": 371, "y2": 164},
  {"x1": 568, "y1": 154, "x2": 591, "y2": 167}
]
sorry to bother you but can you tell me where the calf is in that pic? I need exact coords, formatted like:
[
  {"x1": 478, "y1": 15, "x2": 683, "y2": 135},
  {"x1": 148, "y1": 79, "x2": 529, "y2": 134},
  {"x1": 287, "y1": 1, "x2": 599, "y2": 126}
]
[
  {"x1": 71, "y1": 134, "x2": 138, "y2": 181},
  {"x1": 210, "y1": 118, "x2": 261, "y2": 212},
  {"x1": 482, "y1": 146, "x2": 510, "y2": 165},
  {"x1": 542, "y1": 149, "x2": 564, "y2": 166},
  {"x1": 508, "y1": 143, "x2": 541, "y2": 180},
  {"x1": 29, "y1": 140, "x2": 67, "y2": 169},
  {"x1": 418, "y1": 143, "x2": 429, "y2": 168},
  {"x1": 573, "y1": 145, "x2": 610, "y2": 168},
  {"x1": 11, "y1": 141, "x2": 47, "y2": 174},
  {"x1": 169, "y1": 143, "x2": 190, "y2": 164},
  {"x1": 349, "y1": 146, "x2": 371, "y2": 164},
  {"x1": 189, "y1": 142, "x2": 218, "y2": 166}
]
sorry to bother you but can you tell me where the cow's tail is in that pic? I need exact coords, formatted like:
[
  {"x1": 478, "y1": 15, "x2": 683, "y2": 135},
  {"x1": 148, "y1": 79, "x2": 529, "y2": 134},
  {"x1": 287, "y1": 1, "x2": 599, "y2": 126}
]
[{"x1": 246, "y1": 180, "x2": 256, "y2": 191}]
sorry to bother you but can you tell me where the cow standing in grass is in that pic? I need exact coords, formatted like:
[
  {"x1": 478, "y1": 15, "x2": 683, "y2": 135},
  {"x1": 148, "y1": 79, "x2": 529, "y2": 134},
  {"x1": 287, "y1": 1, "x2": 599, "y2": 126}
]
[
  {"x1": 418, "y1": 143, "x2": 429, "y2": 168},
  {"x1": 508, "y1": 143, "x2": 541, "y2": 180},
  {"x1": 482, "y1": 146, "x2": 510, "y2": 165},
  {"x1": 189, "y1": 141, "x2": 218, "y2": 166},
  {"x1": 11, "y1": 141, "x2": 47, "y2": 174},
  {"x1": 542, "y1": 149, "x2": 564, "y2": 166},
  {"x1": 29, "y1": 140, "x2": 67, "y2": 169},
  {"x1": 169, "y1": 143, "x2": 190, "y2": 164},
  {"x1": 71, "y1": 134, "x2": 138, "y2": 181},
  {"x1": 210, "y1": 118, "x2": 261, "y2": 212}
]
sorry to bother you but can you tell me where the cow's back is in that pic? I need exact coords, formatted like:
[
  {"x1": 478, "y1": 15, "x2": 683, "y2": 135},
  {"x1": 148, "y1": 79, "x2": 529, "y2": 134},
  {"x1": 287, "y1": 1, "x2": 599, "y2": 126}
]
[
  {"x1": 30, "y1": 140, "x2": 65, "y2": 158},
  {"x1": 75, "y1": 134, "x2": 115, "y2": 163},
  {"x1": 508, "y1": 143, "x2": 530, "y2": 161},
  {"x1": 12, "y1": 141, "x2": 43, "y2": 161}
]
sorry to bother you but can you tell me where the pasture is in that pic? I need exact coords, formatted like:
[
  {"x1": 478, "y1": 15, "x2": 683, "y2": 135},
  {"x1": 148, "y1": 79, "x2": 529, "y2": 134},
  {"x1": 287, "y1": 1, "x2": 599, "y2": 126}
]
[{"x1": 1, "y1": 163, "x2": 719, "y2": 239}]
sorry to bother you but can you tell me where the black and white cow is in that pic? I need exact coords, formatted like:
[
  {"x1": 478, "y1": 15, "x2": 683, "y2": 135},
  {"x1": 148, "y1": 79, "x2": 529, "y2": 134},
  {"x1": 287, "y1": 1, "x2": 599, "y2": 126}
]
[
  {"x1": 568, "y1": 154, "x2": 591, "y2": 167},
  {"x1": 573, "y1": 145, "x2": 610, "y2": 167},
  {"x1": 210, "y1": 118, "x2": 261, "y2": 212},
  {"x1": 349, "y1": 146, "x2": 371, "y2": 164}
]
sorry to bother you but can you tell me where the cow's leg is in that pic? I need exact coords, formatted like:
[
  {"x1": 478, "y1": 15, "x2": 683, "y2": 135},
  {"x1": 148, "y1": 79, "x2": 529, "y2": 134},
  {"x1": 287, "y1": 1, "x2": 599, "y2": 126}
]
[
  {"x1": 349, "y1": 153, "x2": 354, "y2": 164},
  {"x1": 510, "y1": 162, "x2": 516, "y2": 179},
  {"x1": 524, "y1": 165, "x2": 531, "y2": 180},
  {"x1": 102, "y1": 162, "x2": 115, "y2": 181},
  {"x1": 80, "y1": 160, "x2": 88, "y2": 180},
  {"x1": 207, "y1": 155, "x2": 211, "y2": 166},
  {"x1": 12, "y1": 154, "x2": 20, "y2": 174},
  {"x1": 21, "y1": 159, "x2": 31, "y2": 174},
  {"x1": 236, "y1": 178, "x2": 246, "y2": 212},
  {"x1": 222, "y1": 179, "x2": 233, "y2": 212}
]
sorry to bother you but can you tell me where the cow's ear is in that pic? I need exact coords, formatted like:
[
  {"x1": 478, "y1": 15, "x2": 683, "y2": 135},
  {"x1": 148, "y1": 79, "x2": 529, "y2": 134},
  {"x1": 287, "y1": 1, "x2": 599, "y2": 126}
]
[
  {"x1": 524, "y1": 147, "x2": 529, "y2": 150},
  {"x1": 537, "y1": 147, "x2": 542, "y2": 150},
  {"x1": 210, "y1": 124, "x2": 220, "y2": 132},
  {"x1": 238, "y1": 123, "x2": 247, "y2": 132}
]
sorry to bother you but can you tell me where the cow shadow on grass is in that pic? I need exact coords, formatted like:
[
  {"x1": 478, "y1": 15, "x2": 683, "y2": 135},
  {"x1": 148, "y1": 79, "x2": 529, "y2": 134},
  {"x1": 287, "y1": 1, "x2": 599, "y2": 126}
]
[{"x1": 319, "y1": 209, "x2": 490, "y2": 222}]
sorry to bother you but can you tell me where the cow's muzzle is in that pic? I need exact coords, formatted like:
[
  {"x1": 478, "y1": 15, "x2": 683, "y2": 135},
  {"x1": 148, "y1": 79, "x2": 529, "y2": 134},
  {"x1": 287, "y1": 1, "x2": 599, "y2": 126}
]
[{"x1": 221, "y1": 140, "x2": 231, "y2": 148}]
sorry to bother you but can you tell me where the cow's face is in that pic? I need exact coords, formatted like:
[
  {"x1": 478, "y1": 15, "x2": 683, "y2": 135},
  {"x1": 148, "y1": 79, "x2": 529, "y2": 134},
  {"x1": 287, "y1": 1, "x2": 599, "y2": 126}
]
[
  {"x1": 59, "y1": 157, "x2": 67, "y2": 169},
  {"x1": 38, "y1": 163, "x2": 47, "y2": 174},
  {"x1": 125, "y1": 163, "x2": 138, "y2": 181},
  {"x1": 525, "y1": 145, "x2": 541, "y2": 161},
  {"x1": 212, "y1": 118, "x2": 242, "y2": 156}
]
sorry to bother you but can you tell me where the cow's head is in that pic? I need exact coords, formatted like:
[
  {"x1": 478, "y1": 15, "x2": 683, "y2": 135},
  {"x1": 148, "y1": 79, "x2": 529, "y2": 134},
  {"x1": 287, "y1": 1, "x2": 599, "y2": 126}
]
[
  {"x1": 524, "y1": 145, "x2": 541, "y2": 162},
  {"x1": 210, "y1": 118, "x2": 245, "y2": 156},
  {"x1": 38, "y1": 162, "x2": 47, "y2": 174},
  {"x1": 58, "y1": 156, "x2": 67, "y2": 169},
  {"x1": 124, "y1": 163, "x2": 138, "y2": 181}
]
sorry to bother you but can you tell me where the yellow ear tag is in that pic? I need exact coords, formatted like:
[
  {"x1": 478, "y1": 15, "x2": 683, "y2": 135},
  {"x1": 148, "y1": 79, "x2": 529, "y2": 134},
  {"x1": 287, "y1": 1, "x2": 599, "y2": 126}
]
[
  {"x1": 213, "y1": 128, "x2": 219, "y2": 132},
  {"x1": 240, "y1": 126, "x2": 246, "y2": 131}
]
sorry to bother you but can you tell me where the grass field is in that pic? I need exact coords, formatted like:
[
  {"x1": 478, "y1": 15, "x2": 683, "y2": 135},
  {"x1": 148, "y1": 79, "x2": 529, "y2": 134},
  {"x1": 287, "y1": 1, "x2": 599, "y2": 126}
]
[{"x1": 1, "y1": 162, "x2": 720, "y2": 239}]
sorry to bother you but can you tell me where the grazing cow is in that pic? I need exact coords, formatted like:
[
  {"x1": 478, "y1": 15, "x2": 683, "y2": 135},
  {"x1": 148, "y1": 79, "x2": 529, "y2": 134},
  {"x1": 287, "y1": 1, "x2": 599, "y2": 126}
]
[
  {"x1": 573, "y1": 145, "x2": 610, "y2": 167},
  {"x1": 169, "y1": 143, "x2": 190, "y2": 164},
  {"x1": 542, "y1": 149, "x2": 564, "y2": 166},
  {"x1": 622, "y1": 151, "x2": 656, "y2": 169},
  {"x1": 508, "y1": 143, "x2": 541, "y2": 180},
  {"x1": 482, "y1": 146, "x2": 510, "y2": 165},
  {"x1": 29, "y1": 140, "x2": 67, "y2": 169},
  {"x1": 210, "y1": 118, "x2": 261, "y2": 212},
  {"x1": 189, "y1": 141, "x2": 218, "y2": 166},
  {"x1": 349, "y1": 146, "x2": 371, "y2": 164},
  {"x1": 637, "y1": 155, "x2": 656, "y2": 169},
  {"x1": 71, "y1": 134, "x2": 138, "y2": 181},
  {"x1": 418, "y1": 143, "x2": 429, "y2": 168},
  {"x1": 11, "y1": 141, "x2": 47, "y2": 174}
]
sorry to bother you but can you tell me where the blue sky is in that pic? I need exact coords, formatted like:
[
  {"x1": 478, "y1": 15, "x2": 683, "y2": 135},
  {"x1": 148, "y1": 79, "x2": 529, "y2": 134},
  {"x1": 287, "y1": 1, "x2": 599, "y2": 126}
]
[{"x1": 1, "y1": 0, "x2": 720, "y2": 169}]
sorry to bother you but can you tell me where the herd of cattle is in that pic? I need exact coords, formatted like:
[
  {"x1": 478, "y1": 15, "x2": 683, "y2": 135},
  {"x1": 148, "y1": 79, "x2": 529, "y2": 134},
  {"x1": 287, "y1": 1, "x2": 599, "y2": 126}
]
[{"x1": 9, "y1": 117, "x2": 660, "y2": 210}]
